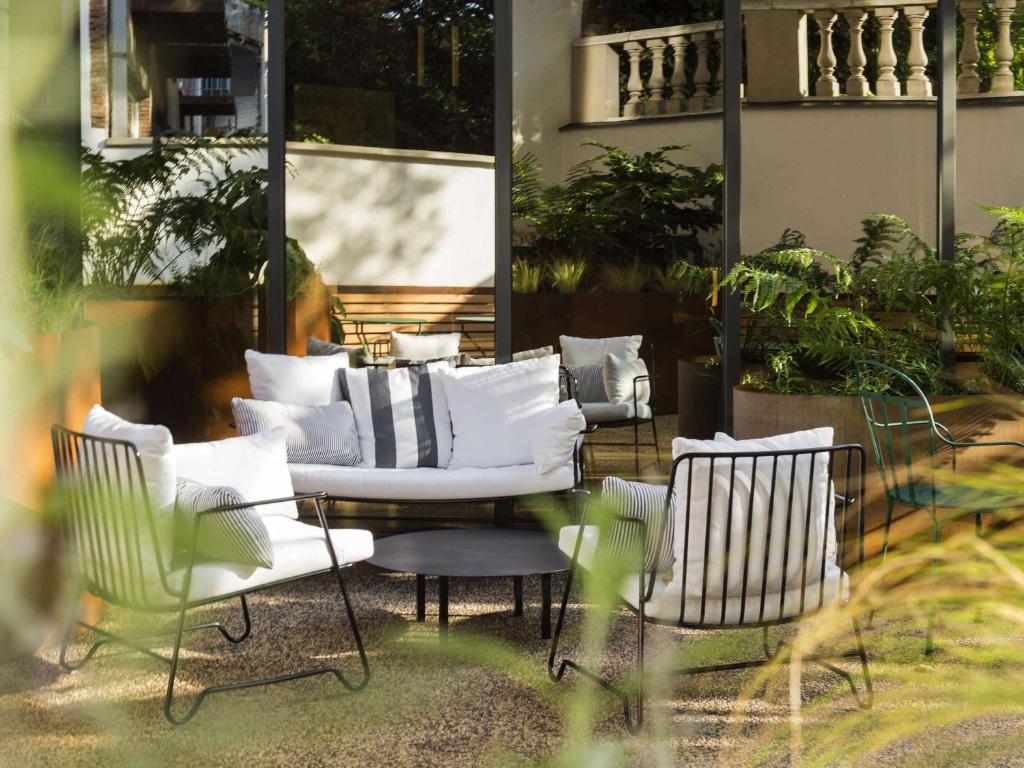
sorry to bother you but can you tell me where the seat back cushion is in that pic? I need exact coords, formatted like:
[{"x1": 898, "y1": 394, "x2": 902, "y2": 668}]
[
  {"x1": 82, "y1": 404, "x2": 177, "y2": 574},
  {"x1": 390, "y1": 331, "x2": 461, "y2": 360},
  {"x1": 513, "y1": 346, "x2": 555, "y2": 362},
  {"x1": 669, "y1": 427, "x2": 835, "y2": 605},
  {"x1": 563, "y1": 362, "x2": 607, "y2": 403},
  {"x1": 559, "y1": 334, "x2": 641, "y2": 365},
  {"x1": 603, "y1": 353, "x2": 651, "y2": 406},
  {"x1": 531, "y1": 400, "x2": 586, "y2": 475},
  {"x1": 338, "y1": 362, "x2": 454, "y2": 469},
  {"x1": 245, "y1": 349, "x2": 348, "y2": 405},
  {"x1": 231, "y1": 398, "x2": 361, "y2": 466},
  {"x1": 307, "y1": 337, "x2": 368, "y2": 367},
  {"x1": 174, "y1": 428, "x2": 299, "y2": 518},
  {"x1": 442, "y1": 356, "x2": 561, "y2": 469},
  {"x1": 174, "y1": 479, "x2": 274, "y2": 569}
]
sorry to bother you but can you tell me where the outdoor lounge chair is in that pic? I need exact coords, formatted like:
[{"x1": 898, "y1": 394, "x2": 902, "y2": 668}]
[
  {"x1": 52, "y1": 426, "x2": 371, "y2": 725},
  {"x1": 549, "y1": 442, "x2": 872, "y2": 731}
]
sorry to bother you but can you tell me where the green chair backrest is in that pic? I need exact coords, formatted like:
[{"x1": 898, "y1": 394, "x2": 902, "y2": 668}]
[{"x1": 855, "y1": 360, "x2": 942, "y2": 508}]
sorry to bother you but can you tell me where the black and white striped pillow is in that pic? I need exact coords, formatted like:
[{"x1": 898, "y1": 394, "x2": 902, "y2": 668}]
[
  {"x1": 596, "y1": 476, "x2": 675, "y2": 573},
  {"x1": 231, "y1": 398, "x2": 361, "y2": 466},
  {"x1": 175, "y1": 479, "x2": 274, "y2": 569},
  {"x1": 564, "y1": 362, "x2": 608, "y2": 403},
  {"x1": 338, "y1": 363, "x2": 453, "y2": 469}
]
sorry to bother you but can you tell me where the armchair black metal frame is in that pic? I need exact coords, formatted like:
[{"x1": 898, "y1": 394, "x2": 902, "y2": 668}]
[
  {"x1": 52, "y1": 427, "x2": 370, "y2": 725},
  {"x1": 560, "y1": 342, "x2": 660, "y2": 474},
  {"x1": 548, "y1": 444, "x2": 872, "y2": 732},
  {"x1": 855, "y1": 359, "x2": 1024, "y2": 653}
]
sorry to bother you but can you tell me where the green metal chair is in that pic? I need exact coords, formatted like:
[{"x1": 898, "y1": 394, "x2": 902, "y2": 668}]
[{"x1": 855, "y1": 359, "x2": 1024, "y2": 653}]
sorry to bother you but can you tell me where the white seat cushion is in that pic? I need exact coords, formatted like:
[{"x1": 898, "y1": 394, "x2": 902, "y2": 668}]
[
  {"x1": 581, "y1": 401, "x2": 652, "y2": 423},
  {"x1": 151, "y1": 517, "x2": 373, "y2": 608},
  {"x1": 288, "y1": 462, "x2": 575, "y2": 501},
  {"x1": 559, "y1": 525, "x2": 846, "y2": 625}
]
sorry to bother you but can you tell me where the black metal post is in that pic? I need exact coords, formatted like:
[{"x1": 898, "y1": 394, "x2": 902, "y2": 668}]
[
  {"x1": 493, "y1": 0, "x2": 513, "y2": 363},
  {"x1": 721, "y1": 0, "x2": 743, "y2": 432},
  {"x1": 937, "y1": 0, "x2": 956, "y2": 263},
  {"x1": 266, "y1": 0, "x2": 287, "y2": 354}
]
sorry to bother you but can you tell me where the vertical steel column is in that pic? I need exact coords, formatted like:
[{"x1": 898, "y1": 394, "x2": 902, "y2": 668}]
[
  {"x1": 721, "y1": 0, "x2": 743, "y2": 432},
  {"x1": 937, "y1": 0, "x2": 956, "y2": 262},
  {"x1": 266, "y1": 0, "x2": 287, "y2": 353},
  {"x1": 493, "y1": 0, "x2": 513, "y2": 363}
]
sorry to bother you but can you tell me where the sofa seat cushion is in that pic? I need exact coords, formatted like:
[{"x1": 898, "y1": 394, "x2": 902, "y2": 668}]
[
  {"x1": 581, "y1": 401, "x2": 652, "y2": 423},
  {"x1": 558, "y1": 525, "x2": 846, "y2": 626},
  {"x1": 288, "y1": 462, "x2": 575, "y2": 501},
  {"x1": 150, "y1": 517, "x2": 373, "y2": 608}
]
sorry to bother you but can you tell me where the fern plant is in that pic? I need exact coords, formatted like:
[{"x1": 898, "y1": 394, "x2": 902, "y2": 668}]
[{"x1": 653, "y1": 260, "x2": 713, "y2": 297}]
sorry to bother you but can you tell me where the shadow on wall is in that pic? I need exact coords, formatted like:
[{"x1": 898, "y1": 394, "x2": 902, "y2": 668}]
[{"x1": 286, "y1": 148, "x2": 497, "y2": 288}]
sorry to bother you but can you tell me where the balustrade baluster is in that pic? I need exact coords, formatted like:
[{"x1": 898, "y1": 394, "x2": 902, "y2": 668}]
[
  {"x1": 666, "y1": 35, "x2": 688, "y2": 112},
  {"x1": 903, "y1": 6, "x2": 932, "y2": 97},
  {"x1": 844, "y1": 9, "x2": 871, "y2": 96},
  {"x1": 710, "y1": 28, "x2": 725, "y2": 108},
  {"x1": 647, "y1": 38, "x2": 668, "y2": 114},
  {"x1": 813, "y1": 10, "x2": 840, "y2": 97},
  {"x1": 690, "y1": 32, "x2": 712, "y2": 111},
  {"x1": 958, "y1": 0, "x2": 982, "y2": 94},
  {"x1": 874, "y1": 7, "x2": 901, "y2": 97},
  {"x1": 623, "y1": 41, "x2": 644, "y2": 117},
  {"x1": 992, "y1": 0, "x2": 1017, "y2": 93}
]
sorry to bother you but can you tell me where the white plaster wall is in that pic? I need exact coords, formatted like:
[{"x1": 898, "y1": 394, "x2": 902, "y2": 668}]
[
  {"x1": 513, "y1": 0, "x2": 584, "y2": 183},
  {"x1": 285, "y1": 144, "x2": 496, "y2": 287},
  {"x1": 558, "y1": 103, "x2": 1024, "y2": 257}
]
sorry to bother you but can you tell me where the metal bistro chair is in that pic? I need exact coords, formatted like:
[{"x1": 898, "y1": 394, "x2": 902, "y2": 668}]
[
  {"x1": 52, "y1": 427, "x2": 371, "y2": 725},
  {"x1": 855, "y1": 359, "x2": 1024, "y2": 653},
  {"x1": 549, "y1": 443, "x2": 872, "y2": 732}
]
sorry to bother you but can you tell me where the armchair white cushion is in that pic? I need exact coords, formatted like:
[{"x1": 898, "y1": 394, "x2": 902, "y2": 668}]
[
  {"x1": 602, "y1": 353, "x2": 651, "y2": 406},
  {"x1": 390, "y1": 331, "x2": 461, "y2": 360},
  {"x1": 175, "y1": 428, "x2": 299, "y2": 519},
  {"x1": 560, "y1": 334, "x2": 641, "y2": 365},
  {"x1": 531, "y1": 400, "x2": 586, "y2": 475}
]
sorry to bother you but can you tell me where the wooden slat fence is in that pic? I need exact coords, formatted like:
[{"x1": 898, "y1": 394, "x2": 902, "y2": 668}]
[{"x1": 331, "y1": 285, "x2": 495, "y2": 357}]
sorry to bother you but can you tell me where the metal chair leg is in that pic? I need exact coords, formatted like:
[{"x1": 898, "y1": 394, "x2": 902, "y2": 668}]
[
  {"x1": 867, "y1": 499, "x2": 898, "y2": 630},
  {"x1": 925, "y1": 510, "x2": 942, "y2": 656},
  {"x1": 811, "y1": 618, "x2": 873, "y2": 710},
  {"x1": 649, "y1": 415, "x2": 661, "y2": 467}
]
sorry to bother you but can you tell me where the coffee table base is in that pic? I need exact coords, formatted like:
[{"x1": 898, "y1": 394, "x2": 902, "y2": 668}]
[{"x1": 414, "y1": 573, "x2": 553, "y2": 642}]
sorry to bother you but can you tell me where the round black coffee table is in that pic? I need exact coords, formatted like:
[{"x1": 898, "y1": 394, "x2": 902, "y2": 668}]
[{"x1": 368, "y1": 529, "x2": 569, "y2": 642}]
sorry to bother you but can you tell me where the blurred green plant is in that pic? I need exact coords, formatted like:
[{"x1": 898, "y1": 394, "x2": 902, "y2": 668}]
[
  {"x1": 599, "y1": 257, "x2": 651, "y2": 293},
  {"x1": 513, "y1": 256, "x2": 544, "y2": 293},
  {"x1": 548, "y1": 255, "x2": 590, "y2": 294}
]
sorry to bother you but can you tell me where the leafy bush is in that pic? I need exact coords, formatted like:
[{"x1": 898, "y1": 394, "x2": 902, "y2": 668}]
[
  {"x1": 652, "y1": 260, "x2": 713, "y2": 297},
  {"x1": 512, "y1": 256, "x2": 543, "y2": 293},
  {"x1": 548, "y1": 255, "x2": 589, "y2": 294},
  {"x1": 599, "y1": 258, "x2": 650, "y2": 293}
]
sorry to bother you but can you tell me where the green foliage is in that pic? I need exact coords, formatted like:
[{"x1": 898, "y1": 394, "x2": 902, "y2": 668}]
[
  {"x1": 599, "y1": 257, "x2": 650, "y2": 293},
  {"x1": 730, "y1": 209, "x2": 1024, "y2": 396},
  {"x1": 512, "y1": 256, "x2": 543, "y2": 293},
  {"x1": 548, "y1": 255, "x2": 589, "y2": 294},
  {"x1": 511, "y1": 148, "x2": 544, "y2": 224},
  {"x1": 652, "y1": 259, "x2": 713, "y2": 297}
]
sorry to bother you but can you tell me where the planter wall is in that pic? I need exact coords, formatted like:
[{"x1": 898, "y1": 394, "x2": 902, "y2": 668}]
[
  {"x1": 511, "y1": 292, "x2": 714, "y2": 413},
  {"x1": 733, "y1": 386, "x2": 1024, "y2": 558}
]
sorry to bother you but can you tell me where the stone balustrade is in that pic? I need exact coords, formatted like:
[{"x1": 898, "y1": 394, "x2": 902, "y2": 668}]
[
  {"x1": 571, "y1": 21, "x2": 727, "y2": 122},
  {"x1": 571, "y1": 0, "x2": 1020, "y2": 122}
]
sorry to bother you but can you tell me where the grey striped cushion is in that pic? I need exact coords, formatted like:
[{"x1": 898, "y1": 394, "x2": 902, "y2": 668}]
[
  {"x1": 231, "y1": 398, "x2": 361, "y2": 466},
  {"x1": 564, "y1": 362, "x2": 608, "y2": 403},
  {"x1": 338, "y1": 364, "x2": 453, "y2": 468},
  {"x1": 175, "y1": 479, "x2": 274, "y2": 568},
  {"x1": 596, "y1": 476, "x2": 675, "y2": 573}
]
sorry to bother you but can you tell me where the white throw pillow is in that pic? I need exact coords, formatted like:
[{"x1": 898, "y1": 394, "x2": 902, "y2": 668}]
[
  {"x1": 560, "y1": 334, "x2": 641, "y2": 365},
  {"x1": 442, "y1": 356, "x2": 561, "y2": 469},
  {"x1": 82, "y1": 405, "x2": 177, "y2": 573},
  {"x1": 669, "y1": 427, "x2": 835, "y2": 602},
  {"x1": 174, "y1": 428, "x2": 298, "y2": 518},
  {"x1": 602, "y1": 353, "x2": 651, "y2": 405},
  {"x1": 531, "y1": 400, "x2": 586, "y2": 475},
  {"x1": 338, "y1": 362, "x2": 454, "y2": 469},
  {"x1": 390, "y1": 331, "x2": 461, "y2": 361},
  {"x1": 244, "y1": 349, "x2": 348, "y2": 406}
]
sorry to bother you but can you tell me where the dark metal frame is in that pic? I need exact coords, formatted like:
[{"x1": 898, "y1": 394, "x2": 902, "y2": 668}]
[
  {"x1": 855, "y1": 359, "x2": 1024, "y2": 653},
  {"x1": 52, "y1": 427, "x2": 370, "y2": 725},
  {"x1": 548, "y1": 444, "x2": 872, "y2": 732}
]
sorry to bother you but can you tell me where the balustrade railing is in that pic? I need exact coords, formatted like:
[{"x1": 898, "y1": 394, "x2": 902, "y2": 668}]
[{"x1": 571, "y1": 0, "x2": 1021, "y2": 123}]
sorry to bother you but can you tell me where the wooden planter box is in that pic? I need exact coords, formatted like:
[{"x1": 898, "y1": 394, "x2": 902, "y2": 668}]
[
  {"x1": 511, "y1": 292, "x2": 714, "y2": 413},
  {"x1": 733, "y1": 385, "x2": 1024, "y2": 559}
]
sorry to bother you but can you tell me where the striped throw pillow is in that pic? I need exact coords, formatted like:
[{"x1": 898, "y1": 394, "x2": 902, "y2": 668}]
[
  {"x1": 231, "y1": 398, "x2": 361, "y2": 466},
  {"x1": 563, "y1": 362, "x2": 608, "y2": 404},
  {"x1": 338, "y1": 363, "x2": 453, "y2": 468},
  {"x1": 175, "y1": 479, "x2": 274, "y2": 568},
  {"x1": 596, "y1": 476, "x2": 675, "y2": 573}
]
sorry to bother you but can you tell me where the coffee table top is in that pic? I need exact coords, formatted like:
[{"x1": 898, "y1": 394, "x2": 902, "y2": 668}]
[{"x1": 368, "y1": 529, "x2": 568, "y2": 578}]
